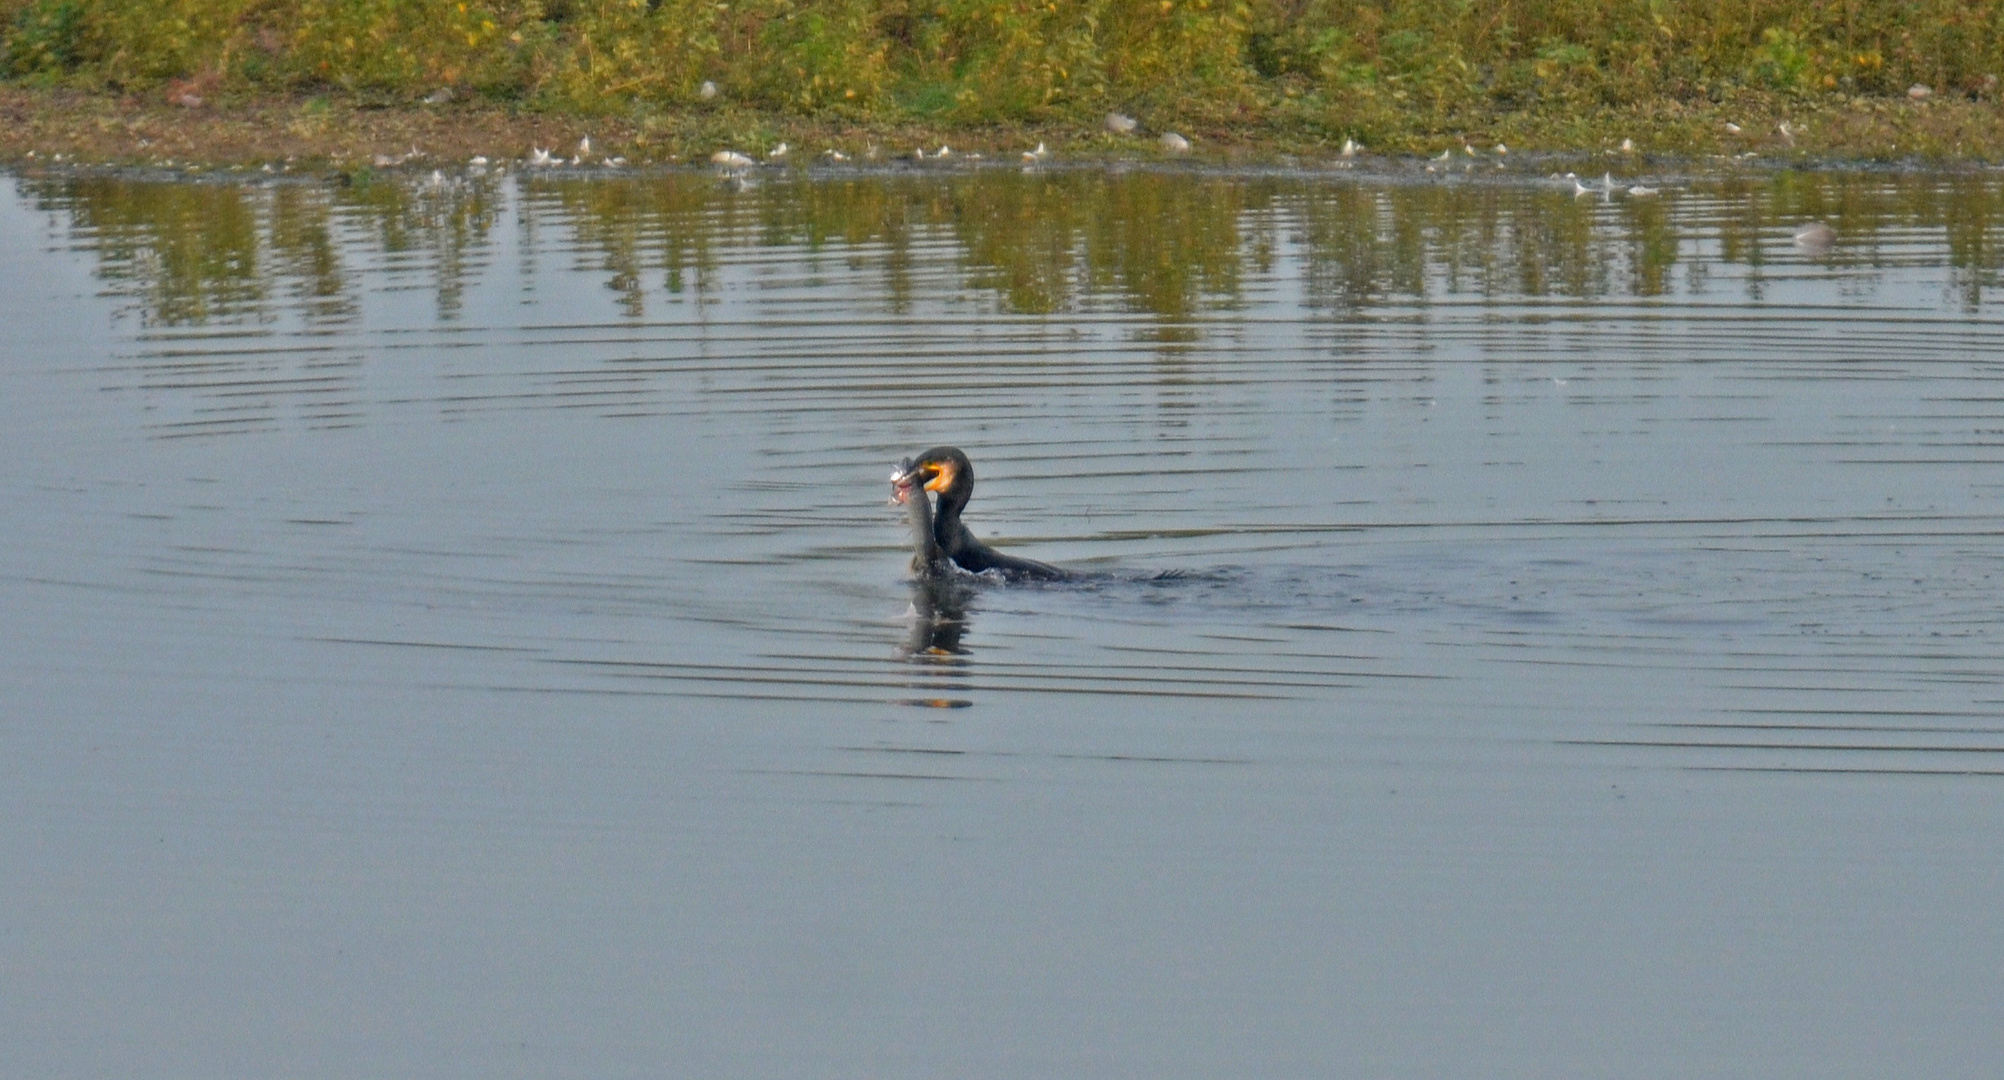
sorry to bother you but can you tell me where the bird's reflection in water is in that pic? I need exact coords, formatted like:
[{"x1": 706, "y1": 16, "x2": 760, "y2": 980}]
[
  {"x1": 894, "y1": 576, "x2": 976, "y2": 708},
  {"x1": 902, "y1": 573, "x2": 974, "y2": 657}
]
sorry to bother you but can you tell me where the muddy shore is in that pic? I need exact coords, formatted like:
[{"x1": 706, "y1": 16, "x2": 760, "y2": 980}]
[{"x1": 5, "y1": 85, "x2": 2003, "y2": 172}]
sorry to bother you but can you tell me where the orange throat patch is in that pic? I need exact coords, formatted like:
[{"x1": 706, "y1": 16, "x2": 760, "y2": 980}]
[{"x1": 923, "y1": 460, "x2": 957, "y2": 493}]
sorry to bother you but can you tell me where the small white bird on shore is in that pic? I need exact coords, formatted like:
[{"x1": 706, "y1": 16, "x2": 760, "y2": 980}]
[
  {"x1": 699, "y1": 80, "x2": 718, "y2": 100},
  {"x1": 1106, "y1": 112, "x2": 1138, "y2": 134},
  {"x1": 1160, "y1": 132, "x2": 1190, "y2": 153},
  {"x1": 1021, "y1": 141, "x2": 1049, "y2": 162},
  {"x1": 710, "y1": 149, "x2": 755, "y2": 169},
  {"x1": 1340, "y1": 137, "x2": 1358, "y2": 157},
  {"x1": 529, "y1": 147, "x2": 556, "y2": 166},
  {"x1": 767, "y1": 142, "x2": 789, "y2": 160}
]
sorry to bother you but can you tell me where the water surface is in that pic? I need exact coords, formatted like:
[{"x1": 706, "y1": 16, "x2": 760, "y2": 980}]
[{"x1": 4, "y1": 163, "x2": 2004, "y2": 1078}]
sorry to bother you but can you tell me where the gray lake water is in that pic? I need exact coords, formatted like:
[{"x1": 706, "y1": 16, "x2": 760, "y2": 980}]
[{"x1": 4, "y1": 162, "x2": 2003, "y2": 1078}]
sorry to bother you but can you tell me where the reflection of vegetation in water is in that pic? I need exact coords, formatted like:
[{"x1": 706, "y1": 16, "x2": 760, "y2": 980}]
[
  {"x1": 1074, "y1": 173, "x2": 1258, "y2": 318},
  {"x1": 936, "y1": 175, "x2": 1082, "y2": 314},
  {"x1": 1692, "y1": 172, "x2": 2004, "y2": 310},
  {"x1": 29, "y1": 170, "x2": 2004, "y2": 329},
  {"x1": 38, "y1": 178, "x2": 269, "y2": 326},
  {"x1": 1292, "y1": 174, "x2": 2004, "y2": 308},
  {"x1": 29, "y1": 172, "x2": 502, "y2": 325},
  {"x1": 526, "y1": 175, "x2": 723, "y2": 318},
  {"x1": 895, "y1": 172, "x2": 1253, "y2": 316},
  {"x1": 534, "y1": 175, "x2": 941, "y2": 316},
  {"x1": 265, "y1": 184, "x2": 353, "y2": 323},
  {"x1": 1621, "y1": 196, "x2": 1679, "y2": 298},
  {"x1": 530, "y1": 172, "x2": 1256, "y2": 318},
  {"x1": 1943, "y1": 186, "x2": 2004, "y2": 313},
  {"x1": 1296, "y1": 184, "x2": 1625, "y2": 305},
  {"x1": 333, "y1": 172, "x2": 503, "y2": 319},
  {"x1": 1296, "y1": 185, "x2": 1420, "y2": 305},
  {"x1": 1765, "y1": 171, "x2": 2004, "y2": 312}
]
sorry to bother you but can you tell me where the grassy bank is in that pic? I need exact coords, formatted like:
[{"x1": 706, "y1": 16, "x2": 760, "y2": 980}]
[
  {"x1": 5, "y1": 82, "x2": 2003, "y2": 168},
  {"x1": 4, "y1": 0, "x2": 2004, "y2": 163}
]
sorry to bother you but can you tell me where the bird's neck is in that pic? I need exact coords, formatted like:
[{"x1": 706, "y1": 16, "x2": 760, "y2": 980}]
[
  {"x1": 932, "y1": 485, "x2": 971, "y2": 543},
  {"x1": 934, "y1": 482, "x2": 970, "y2": 520}
]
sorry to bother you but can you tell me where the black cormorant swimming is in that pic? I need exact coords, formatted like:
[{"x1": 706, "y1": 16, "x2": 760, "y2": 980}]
[{"x1": 891, "y1": 447, "x2": 1068, "y2": 582}]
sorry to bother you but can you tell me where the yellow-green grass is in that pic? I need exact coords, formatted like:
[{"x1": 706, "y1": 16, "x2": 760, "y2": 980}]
[{"x1": 4, "y1": 0, "x2": 2003, "y2": 163}]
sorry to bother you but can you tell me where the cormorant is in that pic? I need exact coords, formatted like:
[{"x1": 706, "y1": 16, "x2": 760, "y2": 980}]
[{"x1": 891, "y1": 447, "x2": 1068, "y2": 582}]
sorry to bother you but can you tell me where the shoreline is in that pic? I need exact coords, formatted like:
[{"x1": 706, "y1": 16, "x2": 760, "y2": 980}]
[{"x1": 5, "y1": 85, "x2": 2004, "y2": 173}]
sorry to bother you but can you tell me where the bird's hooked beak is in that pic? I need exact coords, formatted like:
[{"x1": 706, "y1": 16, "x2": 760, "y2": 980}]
[
  {"x1": 889, "y1": 457, "x2": 922, "y2": 505},
  {"x1": 890, "y1": 455, "x2": 956, "y2": 503}
]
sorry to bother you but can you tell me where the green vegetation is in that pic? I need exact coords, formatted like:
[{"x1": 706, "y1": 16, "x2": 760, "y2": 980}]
[{"x1": 4, "y1": 0, "x2": 2001, "y2": 140}]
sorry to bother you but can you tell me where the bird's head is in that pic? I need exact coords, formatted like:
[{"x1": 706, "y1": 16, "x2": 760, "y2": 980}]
[{"x1": 889, "y1": 447, "x2": 972, "y2": 504}]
